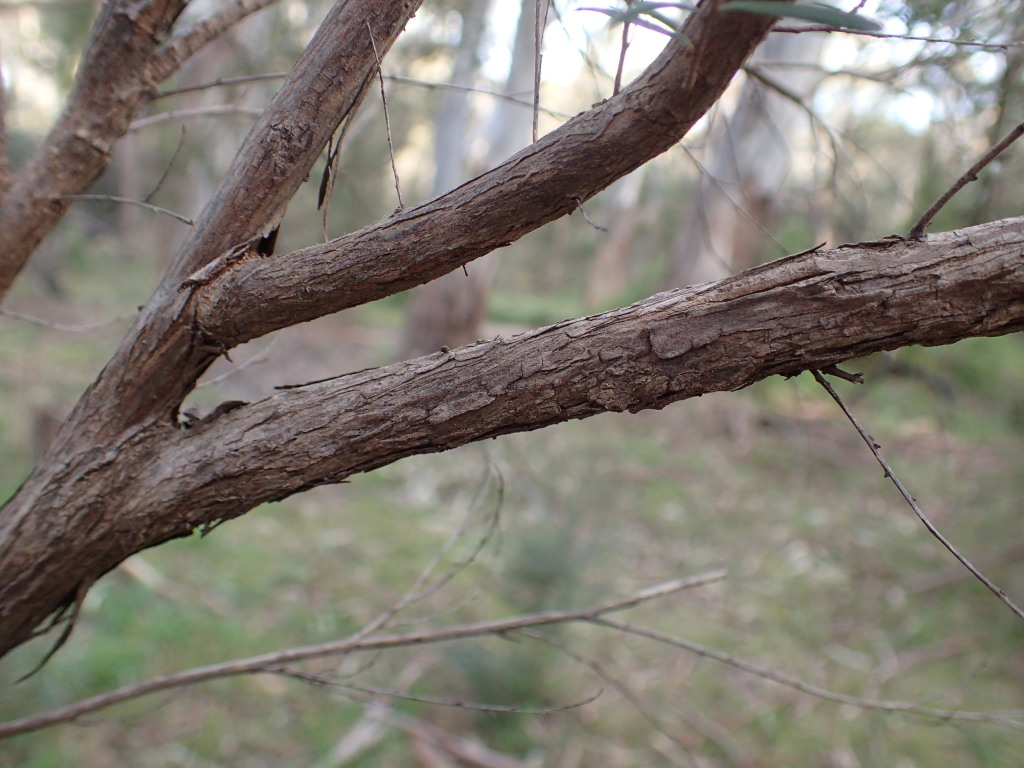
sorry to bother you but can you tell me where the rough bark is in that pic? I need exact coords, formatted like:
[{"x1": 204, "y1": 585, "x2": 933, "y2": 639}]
[
  {"x1": 0, "y1": 0, "x2": 784, "y2": 662},
  {"x1": 0, "y1": 0, "x2": 281, "y2": 300}
]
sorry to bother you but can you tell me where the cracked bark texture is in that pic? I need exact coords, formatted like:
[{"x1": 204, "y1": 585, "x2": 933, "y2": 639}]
[{"x1": 1, "y1": 0, "x2": 1021, "y2": 667}]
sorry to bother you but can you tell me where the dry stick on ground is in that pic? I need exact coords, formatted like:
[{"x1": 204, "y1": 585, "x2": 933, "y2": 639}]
[
  {"x1": 811, "y1": 369, "x2": 1024, "y2": 622},
  {"x1": 908, "y1": 121, "x2": 1024, "y2": 239},
  {"x1": 0, "y1": 572, "x2": 725, "y2": 739},
  {"x1": 595, "y1": 618, "x2": 1024, "y2": 730}
]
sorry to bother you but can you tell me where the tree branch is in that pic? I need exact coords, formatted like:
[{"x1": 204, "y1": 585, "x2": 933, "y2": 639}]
[
  {"x1": 0, "y1": 51, "x2": 9, "y2": 201},
  {"x1": 0, "y1": 573, "x2": 724, "y2": 739},
  {"x1": 0, "y1": 0, "x2": 189, "y2": 301},
  {"x1": 145, "y1": 0, "x2": 283, "y2": 83},
  {"x1": 2, "y1": 217, "x2": 1020, "y2": 663},
  {"x1": 0, "y1": 0, "x2": 288, "y2": 302},
  {"x1": 190, "y1": 2, "x2": 785, "y2": 346}
]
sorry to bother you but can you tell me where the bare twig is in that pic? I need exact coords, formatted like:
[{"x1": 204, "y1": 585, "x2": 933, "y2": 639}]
[
  {"x1": 367, "y1": 22, "x2": 404, "y2": 212},
  {"x1": 572, "y1": 196, "x2": 608, "y2": 231},
  {"x1": 523, "y1": 630, "x2": 724, "y2": 764},
  {"x1": 278, "y1": 669, "x2": 602, "y2": 715},
  {"x1": 0, "y1": 571, "x2": 724, "y2": 739},
  {"x1": 0, "y1": 308, "x2": 136, "y2": 332},
  {"x1": 156, "y1": 73, "x2": 571, "y2": 118},
  {"x1": 130, "y1": 105, "x2": 265, "y2": 131},
  {"x1": 772, "y1": 27, "x2": 1015, "y2": 50},
  {"x1": 350, "y1": 469, "x2": 503, "y2": 642},
  {"x1": 54, "y1": 194, "x2": 193, "y2": 225},
  {"x1": 0, "y1": 55, "x2": 8, "y2": 199},
  {"x1": 196, "y1": 336, "x2": 278, "y2": 388},
  {"x1": 612, "y1": 0, "x2": 633, "y2": 95},
  {"x1": 533, "y1": 0, "x2": 551, "y2": 142},
  {"x1": 143, "y1": 125, "x2": 187, "y2": 203},
  {"x1": 595, "y1": 617, "x2": 1024, "y2": 730},
  {"x1": 908, "y1": 121, "x2": 1024, "y2": 239},
  {"x1": 811, "y1": 369, "x2": 1024, "y2": 622},
  {"x1": 319, "y1": 77, "x2": 375, "y2": 238},
  {"x1": 153, "y1": 71, "x2": 288, "y2": 99}
]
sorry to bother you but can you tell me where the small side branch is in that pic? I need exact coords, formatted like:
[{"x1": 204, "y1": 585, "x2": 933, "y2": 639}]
[
  {"x1": 367, "y1": 23, "x2": 404, "y2": 212},
  {"x1": 812, "y1": 369, "x2": 1024, "y2": 622},
  {"x1": 55, "y1": 194, "x2": 193, "y2": 225},
  {"x1": 0, "y1": 571, "x2": 724, "y2": 739},
  {"x1": 908, "y1": 121, "x2": 1024, "y2": 239},
  {"x1": 147, "y1": 0, "x2": 284, "y2": 83},
  {"x1": 0, "y1": 54, "x2": 9, "y2": 200}
]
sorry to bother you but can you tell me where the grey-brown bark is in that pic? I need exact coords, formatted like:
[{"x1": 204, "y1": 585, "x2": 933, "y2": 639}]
[
  {"x1": 0, "y1": 0, "x2": 782, "y2": 661},
  {"x1": 4, "y1": 0, "x2": 1019, "y2": 673},
  {"x1": 0, "y1": 0, "x2": 286, "y2": 299}
]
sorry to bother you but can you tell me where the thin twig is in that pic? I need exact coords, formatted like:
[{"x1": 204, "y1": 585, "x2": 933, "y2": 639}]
[
  {"x1": 153, "y1": 72, "x2": 289, "y2": 100},
  {"x1": 0, "y1": 308, "x2": 136, "y2": 332},
  {"x1": 277, "y1": 669, "x2": 602, "y2": 715},
  {"x1": 532, "y1": 0, "x2": 551, "y2": 143},
  {"x1": 155, "y1": 72, "x2": 571, "y2": 118},
  {"x1": 53, "y1": 194, "x2": 193, "y2": 225},
  {"x1": 772, "y1": 27, "x2": 1015, "y2": 50},
  {"x1": 0, "y1": 571, "x2": 724, "y2": 739},
  {"x1": 366, "y1": 22, "x2": 403, "y2": 212},
  {"x1": 0, "y1": 55, "x2": 9, "y2": 198},
  {"x1": 130, "y1": 105, "x2": 265, "y2": 131},
  {"x1": 612, "y1": 0, "x2": 633, "y2": 96},
  {"x1": 196, "y1": 336, "x2": 278, "y2": 388},
  {"x1": 594, "y1": 618, "x2": 1024, "y2": 730},
  {"x1": 350, "y1": 469, "x2": 503, "y2": 642},
  {"x1": 811, "y1": 369, "x2": 1024, "y2": 622},
  {"x1": 908, "y1": 121, "x2": 1024, "y2": 239},
  {"x1": 522, "y1": 630, "x2": 716, "y2": 763},
  {"x1": 571, "y1": 196, "x2": 608, "y2": 231},
  {"x1": 143, "y1": 125, "x2": 187, "y2": 203}
]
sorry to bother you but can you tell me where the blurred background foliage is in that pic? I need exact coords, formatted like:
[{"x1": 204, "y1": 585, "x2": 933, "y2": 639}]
[{"x1": 1, "y1": 0, "x2": 1023, "y2": 766}]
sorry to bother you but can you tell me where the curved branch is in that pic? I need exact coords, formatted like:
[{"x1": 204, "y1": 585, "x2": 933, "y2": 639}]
[
  {"x1": 192, "y1": 2, "x2": 785, "y2": 345},
  {"x1": 1, "y1": 218, "x2": 1020, "y2": 665},
  {"x1": 158, "y1": 219, "x2": 1024, "y2": 536}
]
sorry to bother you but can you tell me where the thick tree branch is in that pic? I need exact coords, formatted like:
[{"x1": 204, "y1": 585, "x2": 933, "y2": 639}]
[
  {"x1": 191, "y1": 3, "x2": 785, "y2": 346},
  {"x1": 1, "y1": 216, "x2": 1021, "y2": 661},
  {"x1": 0, "y1": 0, "x2": 188, "y2": 300},
  {"x1": 0, "y1": 0, "x2": 425, "y2": 659}
]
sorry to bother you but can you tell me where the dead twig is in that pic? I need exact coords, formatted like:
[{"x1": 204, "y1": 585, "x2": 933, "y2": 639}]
[
  {"x1": 130, "y1": 105, "x2": 265, "y2": 131},
  {"x1": 0, "y1": 570, "x2": 724, "y2": 739},
  {"x1": 54, "y1": 194, "x2": 193, "y2": 225},
  {"x1": 0, "y1": 308, "x2": 135, "y2": 333},
  {"x1": 812, "y1": 369, "x2": 1024, "y2": 622},
  {"x1": 595, "y1": 617, "x2": 1024, "y2": 730},
  {"x1": 908, "y1": 121, "x2": 1024, "y2": 239},
  {"x1": 367, "y1": 22, "x2": 404, "y2": 212}
]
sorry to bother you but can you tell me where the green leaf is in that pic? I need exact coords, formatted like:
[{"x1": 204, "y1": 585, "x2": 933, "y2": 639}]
[{"x1": 720, "y1": 1, "x2": 883, "y2": 31}]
